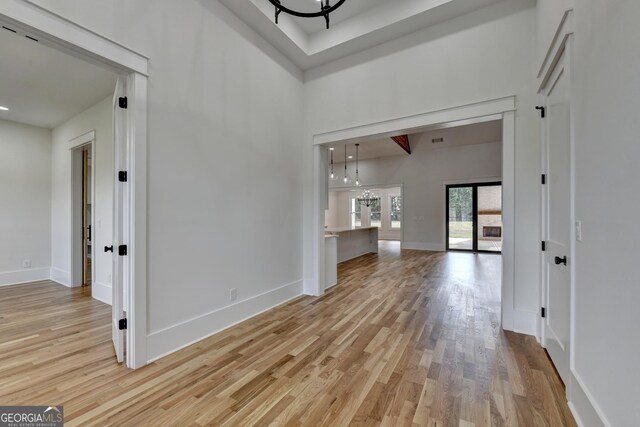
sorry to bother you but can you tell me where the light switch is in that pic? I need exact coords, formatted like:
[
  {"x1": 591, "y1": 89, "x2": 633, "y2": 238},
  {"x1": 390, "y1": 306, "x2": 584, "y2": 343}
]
[{"x1": 575, "y1": 220, "x2": 582, "y2": 242}]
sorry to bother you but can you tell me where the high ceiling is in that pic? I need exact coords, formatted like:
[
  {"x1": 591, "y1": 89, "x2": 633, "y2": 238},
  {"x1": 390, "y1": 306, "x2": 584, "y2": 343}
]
[
  {"x1": 218, "y1": 0, "x2": 509, "y2": 69},
  {"x1": 290, "y1": 0, "x2": 392, "y2": 35},
  {"x1": 327, "y1": 119, "x2": 503, "y2": 161},
  {"x1": 0, "y1": 24, "x2": 118, "y2": 129}
]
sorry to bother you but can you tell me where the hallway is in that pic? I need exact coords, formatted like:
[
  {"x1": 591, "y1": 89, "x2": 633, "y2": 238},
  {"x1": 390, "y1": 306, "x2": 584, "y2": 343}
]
[{"x1": 0, "y1": 246, "x2": 575, "y2": 425}]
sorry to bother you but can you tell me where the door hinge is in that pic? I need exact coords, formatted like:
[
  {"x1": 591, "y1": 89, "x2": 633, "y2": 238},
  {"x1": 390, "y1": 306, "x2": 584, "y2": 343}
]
[
  {"x1": 118, "y1": 96, "x2": 128, "y2": 109},
  {"x1": 541, "y1": 241, "x2": 546, "y2": 251},
  {"x1": 118, "y1": 318, "x2": 127, "y2": 330},
  {"x1": 118, "y1": 245, "x2": 127, "y2": 256},
  {"x1": 541, "y1": 174, "x2": 547, "y2": 185},
  {"x1": 541, "y1": 307, "x2": 546, "y2": 318},
  {"x1": 535, "y1": 106, "x2": 546, "y2": 118},
  {"x1": 118, "y1": 171, "x2": 128, "y2": 182}
]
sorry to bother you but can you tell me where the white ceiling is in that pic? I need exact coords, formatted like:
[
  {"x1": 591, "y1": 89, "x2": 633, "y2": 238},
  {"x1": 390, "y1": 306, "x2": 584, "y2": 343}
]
[
  {"x1": 0, "y1": 25, "x2": 118, "y2": 129},
  {"x1": 219, "y1": 0, "x2": 507, "y2": 69},
  {"x1": 330, "y1": 138, "x2": 406, "y2": 163},
  {"x1": 290, "y1": 0, "x2": 392, "y2": 35},
  {"x1": 328, "y1": 119, "x2": 503, "y2": 161}
]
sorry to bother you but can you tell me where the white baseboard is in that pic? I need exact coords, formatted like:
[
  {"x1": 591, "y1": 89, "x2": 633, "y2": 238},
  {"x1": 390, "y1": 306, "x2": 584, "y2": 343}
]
[
  {"x1": 146, "y1": 279, "x2": 304, "y2": 362},
  {"x1": 92, "y1": 281, "x2": 112, "y2": 305},
  {"x1": 401, "y1": 242, "x2": 445, "y2": 251},
  {"x1": 568, "y1": 370, "x2": 610, "y2": 427},
  {"x1": 0, "y1": 267, "x2": 51, "y2": 287},
  {"x1": 50, "y1": 267, "x2": 71, "y2": 287}
]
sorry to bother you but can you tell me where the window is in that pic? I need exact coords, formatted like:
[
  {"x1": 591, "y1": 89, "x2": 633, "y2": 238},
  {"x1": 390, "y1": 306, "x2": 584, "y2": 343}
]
[
  {"x1": 390, "y1": 195, "x2": 402, "y2": 229},
  {"x1": 369, "y1": 197, "x2": 381, "y2": 228},
  {"x1": 350, "y1": 198, "x2": 362, "y2": 227}
]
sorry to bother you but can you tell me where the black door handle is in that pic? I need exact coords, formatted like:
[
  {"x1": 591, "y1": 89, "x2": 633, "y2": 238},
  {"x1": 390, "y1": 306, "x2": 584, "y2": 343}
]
[
  {"x1": 554, "y1": 256, "x2": 567, "y2": 266},
  {"x1": 104, "y1": 246, "x2": 114, "y2": 253}
]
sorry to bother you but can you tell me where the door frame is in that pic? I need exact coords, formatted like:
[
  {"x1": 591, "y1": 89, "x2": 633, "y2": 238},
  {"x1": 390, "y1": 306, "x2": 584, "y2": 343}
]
[
  {"x1": 0, "y1": 0, "x2": 149, "y2": 369},
  {"x1": 308, "y1": 96, "x2": 520, "y2": 332},
  {"x1": 70, "y1": 132, "x2": 96, "y2": 289},
  {"x1": 445, "y1": 181, "x2": 503, "y2": 254}
]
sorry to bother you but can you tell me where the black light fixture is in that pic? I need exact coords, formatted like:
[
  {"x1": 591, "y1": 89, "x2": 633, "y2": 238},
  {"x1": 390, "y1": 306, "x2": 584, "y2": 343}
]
[
  {"x1": 329, "y1": 147, "x2": 335, "y2": 180},
  {"x1": 355, "y1": 143, "x2": 360, "y2": 186},
  {"x1": 357, "y1": 189, "x2": 377, "y2": 208},
  {"x1": 343, "y1": 144, "x2": 351, "y2": 184},
  {"x1": 267, "y1": 0, "x2": 346, "y2": 29}
]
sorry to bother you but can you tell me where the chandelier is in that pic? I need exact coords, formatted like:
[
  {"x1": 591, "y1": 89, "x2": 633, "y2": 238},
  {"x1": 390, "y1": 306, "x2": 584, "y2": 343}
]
[
  {"x1": 357, "y1": 189, "x2": 377, "y2": 207},
  {"x1": 267, "y1": 0, "x2": 346, "y2": 29}
]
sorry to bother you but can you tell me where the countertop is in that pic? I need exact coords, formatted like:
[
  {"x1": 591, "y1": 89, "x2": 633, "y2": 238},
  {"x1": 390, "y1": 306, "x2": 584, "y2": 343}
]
[{"x1": 325, "y1": 226, "x2": 379, "y2": 233}]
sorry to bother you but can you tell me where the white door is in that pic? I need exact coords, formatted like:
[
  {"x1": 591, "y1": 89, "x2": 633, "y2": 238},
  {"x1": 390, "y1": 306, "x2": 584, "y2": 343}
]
[
  {"x1": 542, "y1": 50, "x2": 572, "y2": 384},
  {"x1": 111, "y1": 78, "x2": 128, "y2": 363}
]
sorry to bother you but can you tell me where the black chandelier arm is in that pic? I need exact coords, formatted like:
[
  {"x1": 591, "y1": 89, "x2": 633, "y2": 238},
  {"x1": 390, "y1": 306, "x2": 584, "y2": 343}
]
[{"x1": 267, "y1": 0, "x2": 346, "y2": 19}]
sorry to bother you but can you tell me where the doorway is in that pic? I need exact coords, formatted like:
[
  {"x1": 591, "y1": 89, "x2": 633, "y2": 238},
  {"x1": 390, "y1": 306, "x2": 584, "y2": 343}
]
[
  {"x1": 446, "y1": 182, "x2": 502, "y2": 253},
  {"x1": 0, "y1": 4, "x2": 148, "y2": 368},
  {"x1": 79, "y1": 145, "x2": 93, "y2": 287}
]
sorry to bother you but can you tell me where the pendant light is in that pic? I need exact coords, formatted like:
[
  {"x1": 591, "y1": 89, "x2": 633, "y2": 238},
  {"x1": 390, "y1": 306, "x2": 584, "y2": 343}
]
[
  {"x1": 343, "y1": 144, "x2": 350, "y2": 184},
  {"x1": 355, "y1": 143, "x2": 360, "y2": 186},
  {"x1": 329, "y1": 147, "x2": 335, "y2": 180}
]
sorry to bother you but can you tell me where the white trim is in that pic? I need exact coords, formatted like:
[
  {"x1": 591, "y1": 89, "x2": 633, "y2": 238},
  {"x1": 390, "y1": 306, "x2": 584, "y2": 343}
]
[
  {"x1": 0, "y1": 2, "x2": 150, "y2": 369},
  {"x1": 126, "y1": 72, "x2": 148, "y2": 369},
  {"x1": 313, "y1": 98, "x2": 514, "y2": 145},
  {"x1": 568, "y1": 370, "x2": 610, "y2": 427},
  {"x1": 0, "y1": 0, "x2": 148, "y2": 75},
  {"x1": 147, "y1": 280, "x2": 304, "y2": 362},
  {"x1": 69, "y1": 130, "x2": 96, "y2": 149},
  {"x1": 500, "y1": 111, "x2": 516, "y2": 332},
  {"x1": 0, "y1": 267, "x2": 51, "y2": 287},
  {"x1": 537, "y1": 9, "x2": 574, "y2": 92},
  {"x1": 401, "y1": 242, "x2": 444, "y2": 252},
  {"x1": 92, "y1": 281, "x2": 112, "y2": 305},
  {"x1": 49, "y1": 267, "x2": 71, "y2": 287}
]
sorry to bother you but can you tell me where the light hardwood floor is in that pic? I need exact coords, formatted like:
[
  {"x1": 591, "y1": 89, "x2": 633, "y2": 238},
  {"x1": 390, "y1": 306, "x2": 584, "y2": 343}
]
[{"x1": 0, "y1": 243, "x2": 576, "y2": 426}]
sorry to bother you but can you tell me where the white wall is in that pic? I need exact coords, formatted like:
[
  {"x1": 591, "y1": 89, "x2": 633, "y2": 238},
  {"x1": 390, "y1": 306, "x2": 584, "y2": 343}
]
[
  {"x1": 331, "y1": 140, "x2": 501, "y2": 250},
  {"x1": 535, "y1": 0, "x2": 640, "y2": 425},
  {"x1": 28, "y1": 0, "x2": 305, "y2": 361},
  {"x1": 50, "y1": 96, "x2": 114, "y2": 305},
  {"x1": 0, "y1": 119, "x2": 51, "y2": 286},
  {"x1": 304, "y1": 0, "x2": 540, "y2": 332}
]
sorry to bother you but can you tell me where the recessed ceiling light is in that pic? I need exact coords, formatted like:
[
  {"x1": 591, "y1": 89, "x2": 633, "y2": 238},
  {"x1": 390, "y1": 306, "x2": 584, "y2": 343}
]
[
  {"x1": 0, "y1": 106, "x2": 8, "y2": 111},
  {"x1": 329, "y1": 147, "x2": 335, "y2": 151},
  {"x1": 348, "y1": 155, "x2": 353, "y2": 159}
]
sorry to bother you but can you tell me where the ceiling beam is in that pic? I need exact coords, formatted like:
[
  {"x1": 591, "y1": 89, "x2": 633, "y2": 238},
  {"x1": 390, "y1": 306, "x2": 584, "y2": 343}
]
[{"x1": 391, "y1": 135, "x2": 411, "y2": 155}]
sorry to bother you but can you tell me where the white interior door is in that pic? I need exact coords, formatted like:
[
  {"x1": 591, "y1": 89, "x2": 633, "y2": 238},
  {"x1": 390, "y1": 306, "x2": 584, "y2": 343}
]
[
  {"x1": 111, "y1": 78, "x2": 127, "y2": 363},
  {"x1": 543, "y1": 50, "x2": 572, "y2": 384}
]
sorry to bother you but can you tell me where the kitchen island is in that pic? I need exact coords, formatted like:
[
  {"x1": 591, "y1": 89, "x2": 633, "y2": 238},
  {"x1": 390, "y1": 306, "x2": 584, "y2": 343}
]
[{"x1": 325, "y1": 226, "x2": 379, "y2": 263}]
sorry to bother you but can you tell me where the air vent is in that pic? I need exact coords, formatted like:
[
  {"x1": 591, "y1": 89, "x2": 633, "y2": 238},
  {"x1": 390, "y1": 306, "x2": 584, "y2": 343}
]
[
  {"x1": 432, "y1": 137, "x2": 444, "y2": 143},
  {"x1": 25, "y1": 35, "x2": 39, "y2": 42},
  {"x1": 2, "y1": 26, "x2": 17, "y2": 33}
]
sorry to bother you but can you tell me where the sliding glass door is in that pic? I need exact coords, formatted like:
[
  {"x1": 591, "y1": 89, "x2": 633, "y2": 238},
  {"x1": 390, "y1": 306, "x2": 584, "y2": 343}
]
[{"x1": 446, "y1": 182, "x2": 502, "y2": 253}]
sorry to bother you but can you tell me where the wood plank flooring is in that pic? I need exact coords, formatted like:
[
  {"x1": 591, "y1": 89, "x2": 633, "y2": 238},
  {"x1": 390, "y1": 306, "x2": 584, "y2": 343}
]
[{"x1": 0, "y1": 242, "x2": 576, "y2": 426}]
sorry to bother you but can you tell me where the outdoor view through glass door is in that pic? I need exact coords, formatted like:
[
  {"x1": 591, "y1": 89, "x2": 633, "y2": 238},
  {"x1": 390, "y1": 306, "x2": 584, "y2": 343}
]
[{"x1": 447, "y1": 183, "x2": 502, "y2": 253}]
